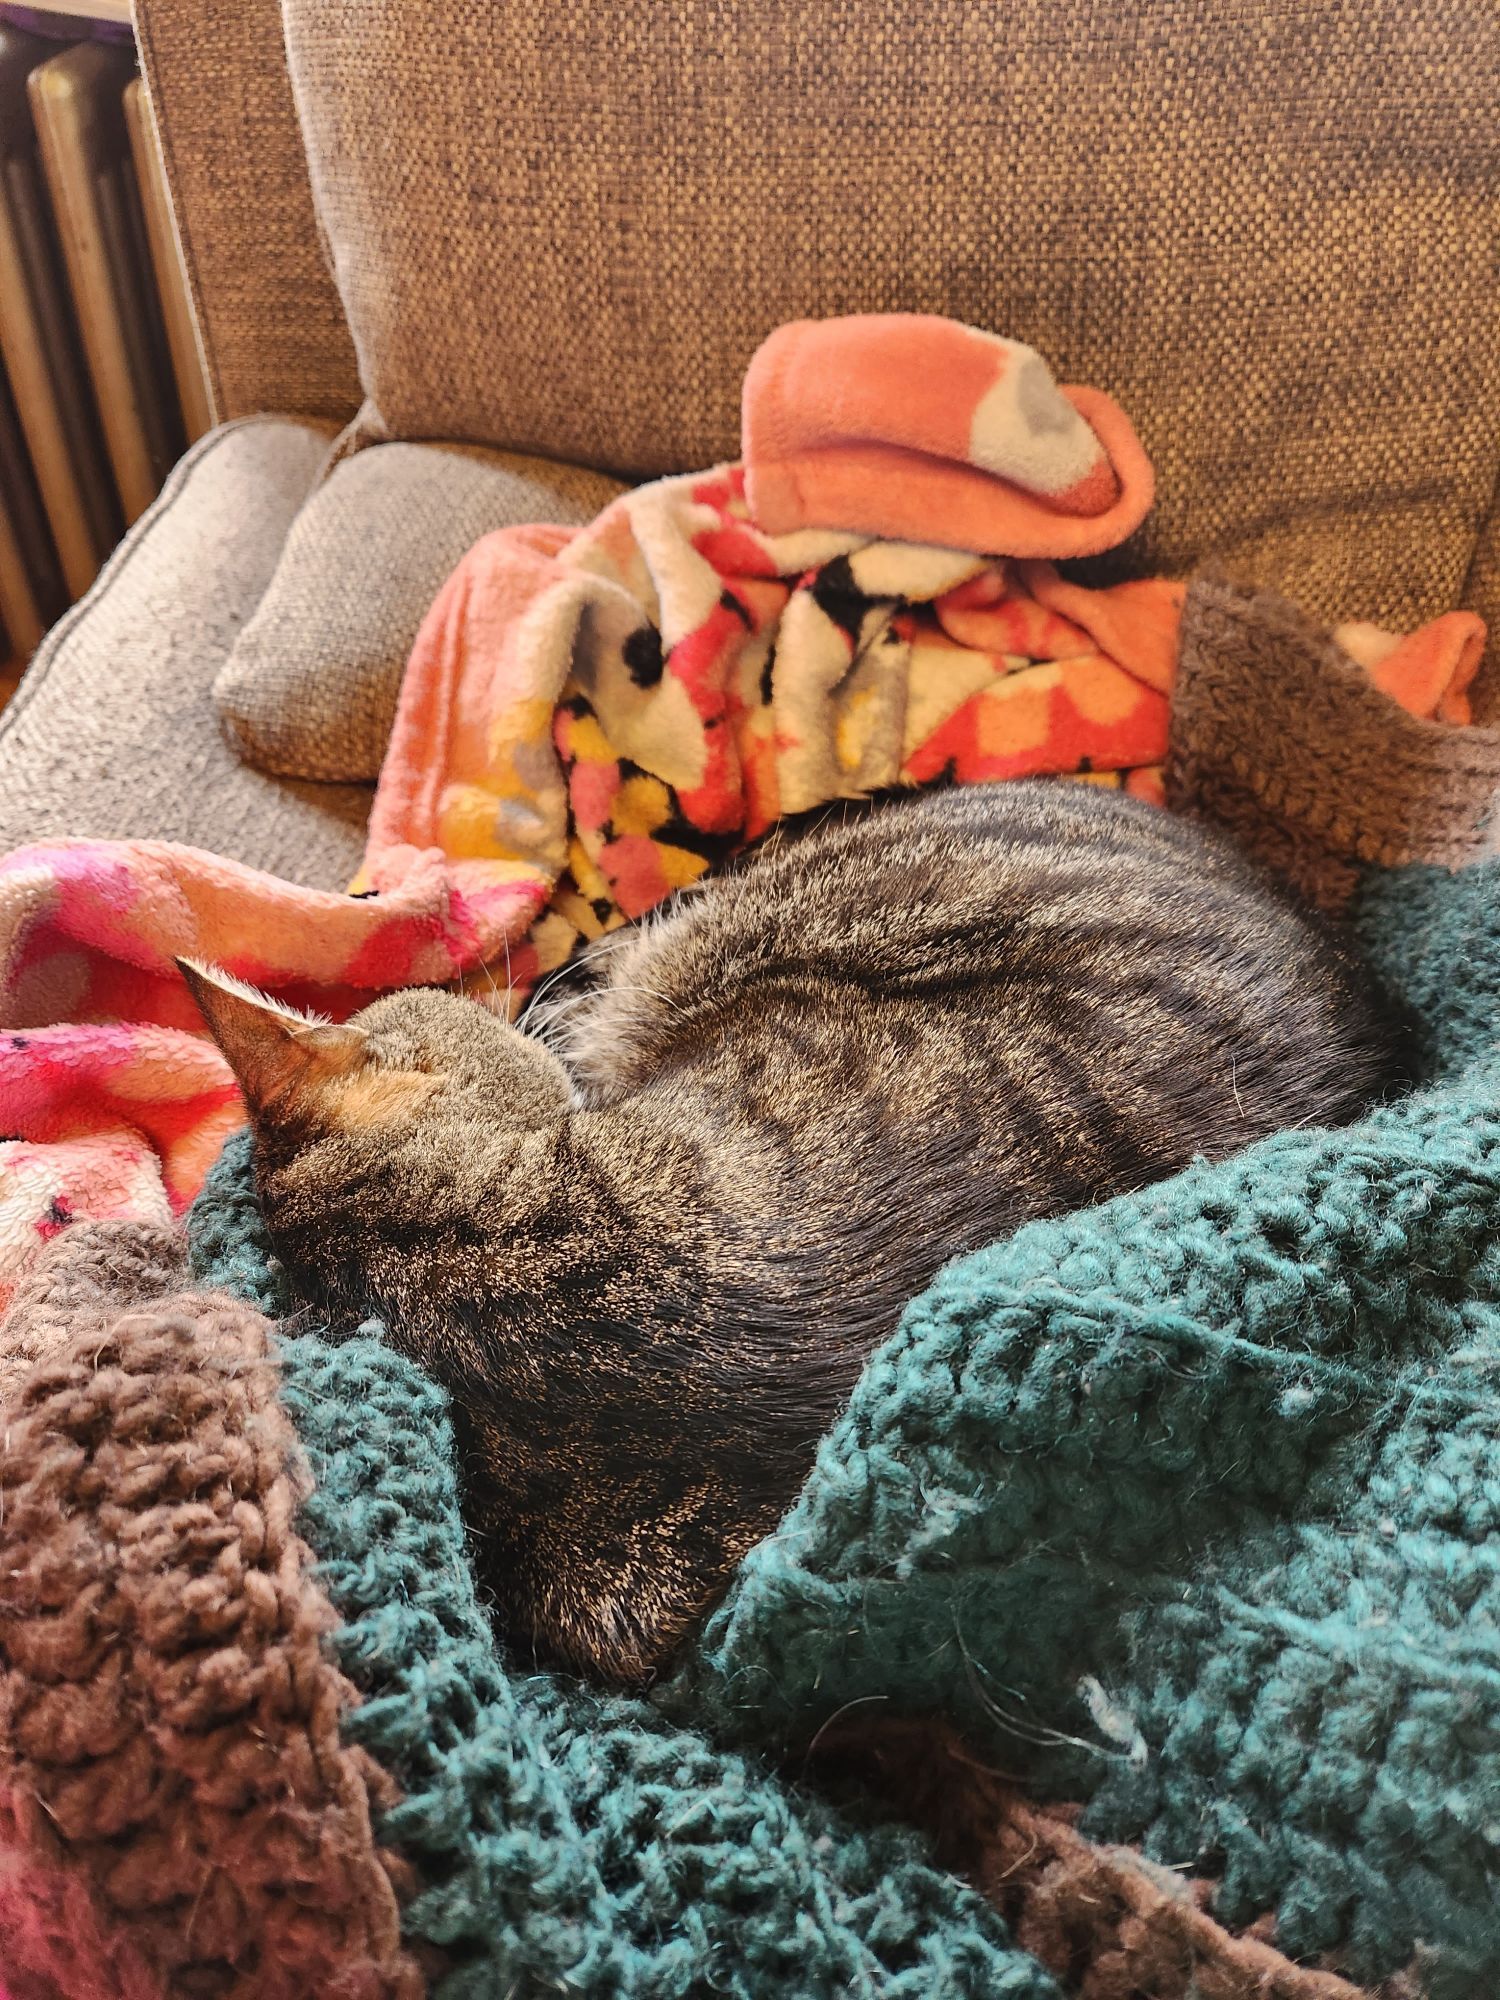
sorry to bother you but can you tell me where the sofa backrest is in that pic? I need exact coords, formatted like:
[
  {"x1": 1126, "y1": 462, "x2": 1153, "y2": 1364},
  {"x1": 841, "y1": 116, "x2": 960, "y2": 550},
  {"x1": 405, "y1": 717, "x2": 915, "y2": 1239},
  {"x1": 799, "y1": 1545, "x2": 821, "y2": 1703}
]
[
  {"x1": 139, "y1": 0, "x2": 1500, "y2": 639},
  {"x1": 135, "y1": 0, "x2": 361, "y2": 427}
]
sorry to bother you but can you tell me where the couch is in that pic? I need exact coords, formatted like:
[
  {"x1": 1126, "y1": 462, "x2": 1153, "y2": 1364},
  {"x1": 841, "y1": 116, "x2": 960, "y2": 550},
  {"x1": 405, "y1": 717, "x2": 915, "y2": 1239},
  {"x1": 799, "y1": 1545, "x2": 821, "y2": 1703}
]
[{"x1": 0, "y1": 0, "x2": 1495, "y2": 870}]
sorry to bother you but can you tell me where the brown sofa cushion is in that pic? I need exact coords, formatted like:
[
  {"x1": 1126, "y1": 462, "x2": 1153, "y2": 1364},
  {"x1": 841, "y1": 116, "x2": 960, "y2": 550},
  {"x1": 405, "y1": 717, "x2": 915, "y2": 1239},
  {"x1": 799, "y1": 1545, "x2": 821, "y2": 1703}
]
[
  {"x1": 282, "y1": 0, "x2": 1499, "y2": 633},
  {"x1": 135, "y1": 0, "x2": 360, "y2": 425},
  {"x1": 213, "y1": 443, "x2": 627, "y2": 783},
  {"x1": 1463, "y1": 496, "x2": 1500, "y2": 720}
]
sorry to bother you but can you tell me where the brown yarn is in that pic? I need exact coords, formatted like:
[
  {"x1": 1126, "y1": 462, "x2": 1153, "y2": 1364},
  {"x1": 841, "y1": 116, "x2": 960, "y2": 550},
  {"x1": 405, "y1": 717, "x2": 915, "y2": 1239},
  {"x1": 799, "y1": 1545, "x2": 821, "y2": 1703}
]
[
  {"x1": 1168, "y1": 574, "x2": 1500, "y2": 912},
  {"x1": 810, "y1": 1719, "x2": 1374, "y2": 2000},
  {"x1": 0, "y1": 1224, "x2": 428, "y2": 1999},
  {"x1": 0, "y1": 1221, "x2": 187, "y2": 1407}
]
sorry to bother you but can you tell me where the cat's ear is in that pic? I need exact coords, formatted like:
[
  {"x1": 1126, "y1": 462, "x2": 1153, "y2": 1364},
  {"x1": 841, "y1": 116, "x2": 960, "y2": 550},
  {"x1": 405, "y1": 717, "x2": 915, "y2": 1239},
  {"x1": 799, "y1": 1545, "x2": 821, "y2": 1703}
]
[{"x1": 178, "y1": 959, "x2": 367, "y2": 1120}]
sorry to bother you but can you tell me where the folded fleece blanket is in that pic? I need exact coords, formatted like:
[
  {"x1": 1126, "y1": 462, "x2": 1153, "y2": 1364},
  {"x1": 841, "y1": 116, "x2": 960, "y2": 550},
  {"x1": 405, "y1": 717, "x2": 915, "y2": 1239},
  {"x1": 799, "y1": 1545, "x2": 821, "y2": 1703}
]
[{"x1": 3, "y1": 321, "x2": 1500, "y2": 2000}]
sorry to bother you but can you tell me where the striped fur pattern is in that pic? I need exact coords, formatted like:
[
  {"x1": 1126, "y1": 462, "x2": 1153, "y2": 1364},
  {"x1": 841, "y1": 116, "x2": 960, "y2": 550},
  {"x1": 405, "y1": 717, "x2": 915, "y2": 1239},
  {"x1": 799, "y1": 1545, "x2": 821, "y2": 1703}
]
[{"x1": 189, "y1": 782, "x2": 1401, "y2": 1682}]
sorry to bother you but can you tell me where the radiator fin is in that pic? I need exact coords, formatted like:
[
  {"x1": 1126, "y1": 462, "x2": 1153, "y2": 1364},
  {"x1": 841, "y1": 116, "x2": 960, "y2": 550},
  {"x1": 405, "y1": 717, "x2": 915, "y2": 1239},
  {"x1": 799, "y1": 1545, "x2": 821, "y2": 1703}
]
[{"x1": 0, "y1": 18, "x2": 210, "y2": 668}]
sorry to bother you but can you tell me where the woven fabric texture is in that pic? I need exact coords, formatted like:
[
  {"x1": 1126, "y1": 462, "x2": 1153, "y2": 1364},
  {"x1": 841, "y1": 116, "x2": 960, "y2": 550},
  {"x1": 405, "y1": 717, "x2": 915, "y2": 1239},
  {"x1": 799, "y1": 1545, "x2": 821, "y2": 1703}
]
[
  {"x1": 0, "y1": 419, "x2": 371, "y2": 888},
  {"x1": 283, "y1": 0, "x2": 1500, "y2": 630},
  {"x1": 0, "y1": 1226, "x2": 424, "y2": 1999},
  {"x1": 215, "y1": 443, "x2": 627, "y2": 783},
  {"x1": 133, "y1": 0, "x2": 361, "y2": 424},
  {"x1": 1462, "y1": 501, "x2": 1500, "y2": 718}
]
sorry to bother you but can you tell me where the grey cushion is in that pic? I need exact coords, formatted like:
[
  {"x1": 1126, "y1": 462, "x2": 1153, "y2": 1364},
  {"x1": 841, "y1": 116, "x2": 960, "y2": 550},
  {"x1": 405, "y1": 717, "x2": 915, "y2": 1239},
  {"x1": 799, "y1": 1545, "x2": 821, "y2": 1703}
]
[
  {"x1": 0, "y1": 417, "x2": 370, "y2": 890},
  {"x1": 214, "y1": 442, "x2": 627, "y2": 782}
]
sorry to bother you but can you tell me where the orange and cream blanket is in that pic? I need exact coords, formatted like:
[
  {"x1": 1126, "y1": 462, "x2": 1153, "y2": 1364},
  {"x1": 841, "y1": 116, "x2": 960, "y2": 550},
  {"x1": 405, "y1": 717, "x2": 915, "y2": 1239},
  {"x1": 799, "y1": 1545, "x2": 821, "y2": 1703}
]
[{"x1": 0, "y1": 316, "x2": 1484, "y2": 1308}]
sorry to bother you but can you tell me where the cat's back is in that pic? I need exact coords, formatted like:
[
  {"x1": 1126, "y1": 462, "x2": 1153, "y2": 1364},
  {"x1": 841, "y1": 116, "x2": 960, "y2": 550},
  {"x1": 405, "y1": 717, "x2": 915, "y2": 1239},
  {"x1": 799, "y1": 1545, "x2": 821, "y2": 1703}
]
[
  {"x1": 555, "y1": 782, "x2": 1395, "y2": 1145},
  {"x1": 578, "y1": 782, "x2": 1319, "y2": 1006}
]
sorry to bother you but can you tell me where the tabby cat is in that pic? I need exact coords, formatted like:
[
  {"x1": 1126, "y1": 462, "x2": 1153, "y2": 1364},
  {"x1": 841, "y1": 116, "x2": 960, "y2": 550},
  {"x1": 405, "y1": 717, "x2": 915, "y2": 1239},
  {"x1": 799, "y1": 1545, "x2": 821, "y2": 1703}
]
[{"x1": 183, "y1": 781, "x2": 1400, "y2": 1683}]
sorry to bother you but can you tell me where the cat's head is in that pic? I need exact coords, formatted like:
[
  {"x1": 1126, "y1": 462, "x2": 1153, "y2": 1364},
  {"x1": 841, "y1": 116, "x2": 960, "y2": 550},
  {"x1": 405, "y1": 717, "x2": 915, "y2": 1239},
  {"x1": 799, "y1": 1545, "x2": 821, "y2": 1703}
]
[{"x1": 179, "y1": 961, "x2": 574, "y2": 1167}]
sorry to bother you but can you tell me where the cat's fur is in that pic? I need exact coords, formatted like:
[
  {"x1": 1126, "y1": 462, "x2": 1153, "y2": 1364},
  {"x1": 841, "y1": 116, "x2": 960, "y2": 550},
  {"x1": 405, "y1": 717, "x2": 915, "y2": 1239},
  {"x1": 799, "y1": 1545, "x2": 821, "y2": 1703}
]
[{"x1": 184, "y1": 781, "x2": 1401, "y2": 1683}]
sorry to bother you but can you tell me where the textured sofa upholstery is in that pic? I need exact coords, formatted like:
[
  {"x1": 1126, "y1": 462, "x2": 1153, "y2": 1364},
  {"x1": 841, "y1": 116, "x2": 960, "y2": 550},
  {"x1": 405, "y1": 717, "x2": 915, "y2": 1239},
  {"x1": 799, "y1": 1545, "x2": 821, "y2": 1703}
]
[
  {"x1": 3, "y1": 0, "x2": 1496, "y2": 875},
  {"x1": 0, "y1": 420, "x2": 370, "y2": 887},
  {"x1": 277, "y1": 0, "x2": 1500, "y2": 640},
  {"x1": 132, "y1": 0, "x2": 360, "y2": 426}
]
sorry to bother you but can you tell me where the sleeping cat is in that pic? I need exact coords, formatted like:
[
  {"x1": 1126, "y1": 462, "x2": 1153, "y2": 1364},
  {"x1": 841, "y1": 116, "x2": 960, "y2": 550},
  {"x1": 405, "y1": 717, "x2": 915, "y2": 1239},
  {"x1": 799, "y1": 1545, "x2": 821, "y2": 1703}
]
[{"x1": 182, "y1": 780, "x2": 1401, "y2": 1683}]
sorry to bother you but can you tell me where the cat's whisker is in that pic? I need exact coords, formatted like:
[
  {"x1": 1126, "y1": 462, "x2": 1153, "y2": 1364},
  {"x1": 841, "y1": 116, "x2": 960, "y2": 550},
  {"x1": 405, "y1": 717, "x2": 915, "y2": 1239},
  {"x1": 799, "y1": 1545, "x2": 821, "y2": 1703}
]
[
  {"x1": 522, "y1": 961, "x2": 573, "y2": 1012},
  {"x1": 519, "y1": 927, "x2": 628, "y2": 1020},
  {"x1": 475, "y1": 954, "x2": 503, "y2": 1010},
  {"x1": 527, "y1": 980, "x2": 679, "y2": 1035}
]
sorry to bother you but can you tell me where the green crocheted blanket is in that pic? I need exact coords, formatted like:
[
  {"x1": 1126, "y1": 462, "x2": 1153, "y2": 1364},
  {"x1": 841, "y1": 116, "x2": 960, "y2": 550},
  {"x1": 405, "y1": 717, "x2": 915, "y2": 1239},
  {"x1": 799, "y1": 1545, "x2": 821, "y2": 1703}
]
[{"x1": 170, "y1": 839, "x2": 1500, "y2": 1999}]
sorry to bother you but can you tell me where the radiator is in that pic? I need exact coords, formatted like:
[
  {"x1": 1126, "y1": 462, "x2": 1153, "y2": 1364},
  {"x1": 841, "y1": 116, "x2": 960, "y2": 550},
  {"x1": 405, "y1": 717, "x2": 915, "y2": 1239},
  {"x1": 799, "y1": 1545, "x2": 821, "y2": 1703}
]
[{"x1": 0, "y1": 17, "x2": 209, "y2": 663}]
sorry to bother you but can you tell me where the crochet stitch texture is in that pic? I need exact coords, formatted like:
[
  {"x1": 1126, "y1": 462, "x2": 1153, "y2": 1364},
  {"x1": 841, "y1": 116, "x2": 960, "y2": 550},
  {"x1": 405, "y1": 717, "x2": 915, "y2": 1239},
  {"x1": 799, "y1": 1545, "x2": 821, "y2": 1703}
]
[
  {"x1": 189, "y1": 1136, "x2": 1058, "y2": 2000},
  {"x1": 679, "y1": 857, "x2": 1500, "y2": 1994},
  {"x1": 188, "y1": 851, "x2": 1500, "y2": 1996},
  {"x1": 0, "y1": 1234, "x2": 423, "y2": 1998}
]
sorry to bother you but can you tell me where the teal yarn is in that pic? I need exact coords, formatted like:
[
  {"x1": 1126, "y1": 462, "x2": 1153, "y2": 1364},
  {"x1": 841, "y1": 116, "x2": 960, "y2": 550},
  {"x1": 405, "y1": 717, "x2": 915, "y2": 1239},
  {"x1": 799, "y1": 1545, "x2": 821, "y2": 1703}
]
[
  {"x1": 675, "y1": 1079, "x2": 1500, "y2": 1992},
  {"x1": 186, "y1": 1147, "x2": 292, "y2": 1317},
  {"x1": 674, "y1": 859, "x2": 1500, "y2": 1992},
  {"x1": 191, "y1": 854, "x2": 1500, "y2": 1995},
  {"x1": 1355, "y1": 855, "x2": 1500, "y2": 1082},
  {"x1": 190, "y1": 1130, "x2": 1056, "y2": 2000}
]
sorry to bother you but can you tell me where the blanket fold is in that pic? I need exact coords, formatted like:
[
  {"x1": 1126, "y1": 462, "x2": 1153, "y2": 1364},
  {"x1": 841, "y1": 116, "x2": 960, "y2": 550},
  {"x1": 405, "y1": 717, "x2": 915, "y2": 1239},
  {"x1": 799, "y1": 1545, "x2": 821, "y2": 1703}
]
[{"x1": 741, "y1": 316, "x2": 1156, "y2": 553}]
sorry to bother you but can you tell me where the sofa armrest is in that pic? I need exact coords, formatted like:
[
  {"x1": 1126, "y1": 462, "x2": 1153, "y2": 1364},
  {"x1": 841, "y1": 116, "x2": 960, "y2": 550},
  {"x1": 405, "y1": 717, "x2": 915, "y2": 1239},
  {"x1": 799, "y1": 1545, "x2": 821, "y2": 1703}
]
[{"x1": 0, "y1": 417, "x2": 371, "y2": 891}]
